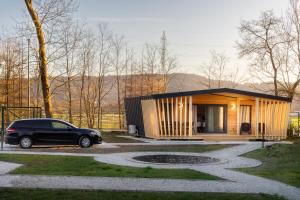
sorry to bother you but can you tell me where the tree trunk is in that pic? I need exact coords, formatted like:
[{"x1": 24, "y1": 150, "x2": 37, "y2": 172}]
[{"x1": 24, "y1": 0, "x2": 53, "y2": 117}]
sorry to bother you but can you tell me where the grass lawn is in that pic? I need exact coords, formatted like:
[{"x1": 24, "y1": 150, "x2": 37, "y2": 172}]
[
  {"x1": 0, "y1": 154, "x2": 218, "y2": 180},
  {"x1": 237, "y1": 137, "x2": 300, "y2": 188},
  {"x1": 101, "y1": 131, "x2": 143, "y2": 143},
  {"x1": 0, "y1": 188, "x2": 286, "y2": 200}
]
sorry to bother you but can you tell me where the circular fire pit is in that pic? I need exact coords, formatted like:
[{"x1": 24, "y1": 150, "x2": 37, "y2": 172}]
[{"x1": 132, "y1": 154, "x2": 219, "y2": 164}]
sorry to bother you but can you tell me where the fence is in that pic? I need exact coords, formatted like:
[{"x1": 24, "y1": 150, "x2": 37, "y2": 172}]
[
  {"x1": 1, "y1": 106, "x2": 42, "y2": 150},
  {"x1": 53, "y1": 113, "x2": 126, "y2": 130}
]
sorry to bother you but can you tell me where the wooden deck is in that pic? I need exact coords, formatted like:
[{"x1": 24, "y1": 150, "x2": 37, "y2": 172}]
[{"x1": 156, "y1": 134, "x2": 257, "y2": 141}]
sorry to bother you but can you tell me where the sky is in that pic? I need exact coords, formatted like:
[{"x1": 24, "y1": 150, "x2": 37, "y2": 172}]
[{"x1": 0, "y1": 0, "x2": 290, "y2": 75}]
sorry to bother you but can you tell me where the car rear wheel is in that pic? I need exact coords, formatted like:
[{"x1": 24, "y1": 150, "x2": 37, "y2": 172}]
[
  {"x1": 19, "y1": 136, "x2": 33, "y2": 149},
  {"x1": 79, "y1": 136, "x2": 92, "y2": 148}
]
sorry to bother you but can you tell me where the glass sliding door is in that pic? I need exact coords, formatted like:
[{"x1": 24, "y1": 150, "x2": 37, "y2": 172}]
[
  {"x1": 195, "y1": 104, "x2": 227, "y2": 134},
  {"x1": 206, "y1": 105, "x2": 225, "y2": 133}
]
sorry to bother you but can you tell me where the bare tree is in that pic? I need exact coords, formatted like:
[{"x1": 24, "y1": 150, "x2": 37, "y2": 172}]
[
  {"x1": 58, "y1": 20, "x2": 82, "y2": 123},
  {"x1": 144, "y1": 44, "x2": 159, "y2": 94},
  {"x1": 111, "y1": 35, "x2": 125, "y2": 129},
  {"x1": 277, "y1": 0, "x2": 300, "y2": 99},
  {"x1": 238, "y1": 1, "x2": 300, "y2": 99},
  {"x1": 24, "y1": 0, "x2": 53, "y2": 117},
  {"x1": 23, "y1": 0, "x2": 77, "y2": 117},
  {"x1": 200, "y1": 50, "x2": 228, "y2": 88},
  {"x1": 237, "y1": 11, "x2": 282, "y2": 96},
  {"x1": 78, "y1": 32, "x2": 93, "y2": 127},
  {"x1": 95, "y1": 24, "x2": 114, "y2": 129}
]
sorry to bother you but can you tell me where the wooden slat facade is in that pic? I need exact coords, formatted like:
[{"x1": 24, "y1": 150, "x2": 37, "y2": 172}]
[{"x1": 139, "y1": 93, "x2": 291, "y2": 140}]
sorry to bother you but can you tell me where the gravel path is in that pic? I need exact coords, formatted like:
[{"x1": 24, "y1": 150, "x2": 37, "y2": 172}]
[
  {"x1": 0, "y1": 161, "x2": 21, "y2": 175},
  {"x1": 0, "y1": 142, "x2": 299, "y2": 200},
  {"x1": 94, "y1": 142, "x2": 300, "y2": 200}
]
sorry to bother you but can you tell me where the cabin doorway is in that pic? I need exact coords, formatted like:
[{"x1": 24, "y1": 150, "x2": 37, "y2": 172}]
[
  {"x1": 193, "y1": 104, "x2": 227, "y2": 134},
  {"x1": 240, "y1": 105, "x2": 251, "y2": 134}
]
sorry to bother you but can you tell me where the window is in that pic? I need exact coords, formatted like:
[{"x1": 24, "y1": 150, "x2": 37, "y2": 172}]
[
  {"x1": 12, "y1": 120, "x2": 51, "y2": 129},
  {"x1": 240, "y1": 105, "x2": 251, "y2": 123},
  {"x1": 195, "y1": 104, "x2": 227, "y2": 133},
  {"x1": 12, "y1": 121, "x2": 34, "y2": 128},
  {"x1": 34, "y1": 121, "x2": 51, "y2": 129},
  {"x1": 51, "y1": 121, "x2": 71, "y2": 129}
]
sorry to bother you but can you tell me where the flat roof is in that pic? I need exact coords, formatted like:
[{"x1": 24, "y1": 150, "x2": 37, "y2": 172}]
[{"x1": 141, "y1": 88, "x2": 292, "y2": 102}]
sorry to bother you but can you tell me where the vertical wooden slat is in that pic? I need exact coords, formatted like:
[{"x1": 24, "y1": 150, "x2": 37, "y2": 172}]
[
  {"x1": 273, "y1": 101, "x2": 277, "y2": 139},
  {"x1": 274, "y1": 101, "x2": 279, "y2": 139},
  {"x1": 262, "y1": 99, "x2": 266, "y2": 139},
  {"x1": 260, "y1": 99, "x2": 263, "y2": 138},
  {"x1": 236, "y1": 97, "x2": 240, "y2": 135},
  {"x1": 268, "y1": 101, "x2": 272, "y2": 139},
  {"x1": 277, "y1": 102, "x2": 283, "y2": 139},
  {"x1": 270, "y1": 101, "x2": 275, "y2": 139},
  {"x1": 156, "y1": 99, "x2": 162, "y2": 137},
  {"x1": 283, "y1": 103, "x2": 290, "y2": 139},
  {"x1": 184, "y1": 96, "x2": 187, "y2": 136},
  {"x1": 166, "y1": 98, "x2": 170, "y2": 136},
  {"x1": 265, "y1": 100, "x2": 268, "y2": 138},
  {"x1": 175, "y1": 97, "x2": 178, "y2": 136},
  {"x1": 281, "y1": 103, "x2": 287, "y2": 139},
  {"x1": 255, "y1": 98, "x2": 259, "y2": 138},
  {"x1": 161, "y1": 99, "x2": 166, "y2": 136},
  {"x1": 188, "y1": 96, "x2": 193, "y2": 136},
  {"x1": 269, "y1": 100, "x2": 273, "y2": 139},
  {"x1": 171, "y1": 98, "x2": 174, "y2": 136},
  {"x1": 282, "y1": 102, "x2": 286, "y2": 139},
  {"x1": 179, "y1": 97, "x2": 183, "y2": 136}
]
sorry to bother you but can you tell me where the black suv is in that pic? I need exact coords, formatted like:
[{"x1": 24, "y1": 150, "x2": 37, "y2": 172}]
[{"x1": 4, "y1": 119, "x2": 102, "y2": 149}]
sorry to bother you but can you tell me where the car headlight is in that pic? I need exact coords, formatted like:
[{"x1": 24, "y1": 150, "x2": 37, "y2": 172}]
[{"x1": 91, "y1": 131, "x2": 101, "y2": 137}]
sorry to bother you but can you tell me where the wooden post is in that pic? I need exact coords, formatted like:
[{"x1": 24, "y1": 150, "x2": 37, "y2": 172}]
[
  {"x1": 255, "y1": 98, "x2": 259, "y2": 138},
  {"x1": 184, "y1": 96, "x2": 187, "y2": 136},
  {"x1": 188, "y1": 96, "x2": 193, "y2": 136},
  {"x1": 236, "y1": 97, "x2": 240, "y2": 135},
  {"x1": 262, "y1": 99, "x2": 266, "y2": 141},
  {"x1": 156, "y1": 99, "x2": 162, "y2": 137},
  {"x1": 274, "y1": 101, "x2": 279, "y2": 139},
  {"x1": 284, "y1": 103, "x2": 290, "y2": 139},
  {"x1": 179, "y1": 97, "x2": 183, "y2": 136},
  {"x1": 281, "y1": 103, "x2": 287, "y2": 139},
  {"x1": 270, "y1": 101, "x2": 275, "y2": 139},
  {"x1": 265, "y1": 100, "x2": 268, "y2": 139},
  {"x1": 161, "y1": 99, "x2": 166, "y2": 136},
  {"x1": 277, "y1": 102, "x2": 283, "y2": 139},
  {"x1": 171, "y1": 98, "x2": 174, "y2": 136},
  {"x1": 175, "y1": 97, "x2": 178, "y2": 136},
  {"x1": 166, "y1": 98, "x2": 170, "y2": 137},
  {"x1": 260, "y1": 99, "x2": 263, "y2": 138}
]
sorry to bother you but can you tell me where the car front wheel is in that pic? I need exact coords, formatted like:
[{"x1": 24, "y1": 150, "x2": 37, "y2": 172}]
[
  {"x1": 79, "y1": 136, "x2": 92, "y2": 148},
  {"x1": 19, "y1": 136, "x2": 33, "y2": 149}
]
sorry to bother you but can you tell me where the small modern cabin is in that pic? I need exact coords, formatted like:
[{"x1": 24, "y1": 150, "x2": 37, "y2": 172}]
[{"x1": 124, "y1": 88, "x2": 292, "y2": 140}]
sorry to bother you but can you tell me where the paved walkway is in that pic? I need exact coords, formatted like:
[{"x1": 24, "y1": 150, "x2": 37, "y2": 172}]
[
  {"x1": 1, "y1": 138, "x2": 259, "y2": 150},
  {"x1": 0, "y1": 142, "x2": 299, "y2": 200}
]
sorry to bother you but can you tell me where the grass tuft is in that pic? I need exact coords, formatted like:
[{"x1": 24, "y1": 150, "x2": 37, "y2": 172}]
[{"x1": 237, "y1": 137, "x2": 300, "y2": 188}]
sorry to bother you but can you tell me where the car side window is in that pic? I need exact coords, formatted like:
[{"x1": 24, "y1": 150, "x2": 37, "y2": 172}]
[
  {"x1": 34, "y1": 121, "x2": 51, "y2": 129},
  {"x1": 51, "y1": 121, "x2": 71, "y2": 129}
]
